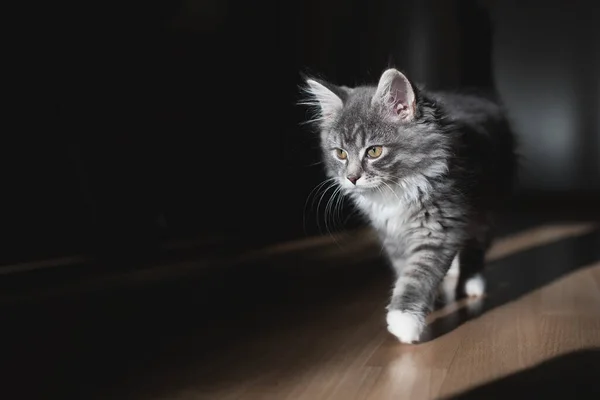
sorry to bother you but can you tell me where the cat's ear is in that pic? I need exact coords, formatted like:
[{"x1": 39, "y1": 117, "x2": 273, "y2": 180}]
[
  {"x1": 372, "y1": 69, "x2": 416, "y2": 122},
  {"x1": 302, "y1": 78, "x2": 348, "y2": 128}
]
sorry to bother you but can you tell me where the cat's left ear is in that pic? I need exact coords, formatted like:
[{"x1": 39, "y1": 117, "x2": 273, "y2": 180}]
[
  {"x1": 302, "y1": 78, "x2": 350, "y2": 128},
  {"x1": 372, "y1": 69, "x2": 416, "y2": 122}
]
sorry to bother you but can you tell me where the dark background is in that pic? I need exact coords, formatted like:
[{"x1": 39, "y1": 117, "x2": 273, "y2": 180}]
[
  {"x1": 3, "y1": 0, "x2": 599, "y2": 267},
  {"x1": 1, "y1": 1, "x2": 600, "y2": 398}
]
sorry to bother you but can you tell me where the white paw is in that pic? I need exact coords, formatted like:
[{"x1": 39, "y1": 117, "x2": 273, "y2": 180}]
[
  {"x1": 464, "y1": 274, "x2": 486, "y2": 297},
  {"x1": 386, "y1": 310, "x2": 425, "y2": 344}
]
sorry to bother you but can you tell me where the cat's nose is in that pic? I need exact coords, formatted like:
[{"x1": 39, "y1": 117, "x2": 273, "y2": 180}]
[{"x1": 347, "y1": 174, "x2": 361, "y2": 185}]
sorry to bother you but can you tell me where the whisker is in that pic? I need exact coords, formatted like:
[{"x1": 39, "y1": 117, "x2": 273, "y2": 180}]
[
  {"x1": 303, "y1": 178, "x2": 338, "y2": 235},
  {"x1": 304, "y1": 161, "x2": 324, "y2": 167},
  {"x1": 381, "y1": 181, "x2": 402, "y2": 204},
  {"x1": 310, "y1": 178, "x2": 337, "y2": 209},
  {"x1": 315, "y1": 182, "x2": 339, "y2": 235},
  {"x1": 331, "y1": 186, "x2": 344, "y2": 229},
  {"x1": 342, "y1": 208, "x2": 360, "y2": 226},
  {"x1": 325, "y1": 186, "x2": 343, "y2": 244}
]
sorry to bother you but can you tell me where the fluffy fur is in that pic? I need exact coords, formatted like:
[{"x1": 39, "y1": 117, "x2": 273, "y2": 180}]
[{"x1": 301, "y1": 69, "x2": 517, "y2": 343}]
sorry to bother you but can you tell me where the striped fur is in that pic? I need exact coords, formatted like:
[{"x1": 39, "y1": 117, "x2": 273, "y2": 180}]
[{"x1": 302, "y1": 69, "x2": 517, "y2": 343}]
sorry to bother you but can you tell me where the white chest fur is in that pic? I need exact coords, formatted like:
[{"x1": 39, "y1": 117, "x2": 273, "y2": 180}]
[{"x1": 353, "y1": 192, "x2": 415, "y2": 237}]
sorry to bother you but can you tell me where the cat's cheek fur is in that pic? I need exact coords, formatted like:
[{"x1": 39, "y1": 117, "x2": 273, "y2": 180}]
[{"x1": 386, "y1": 310, "x2": 426, "y2": 343}]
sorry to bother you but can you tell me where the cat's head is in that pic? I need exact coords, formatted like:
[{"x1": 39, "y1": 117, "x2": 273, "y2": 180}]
[{"x1": 302, "y1": 69, "x2": 450, "y2": 198}]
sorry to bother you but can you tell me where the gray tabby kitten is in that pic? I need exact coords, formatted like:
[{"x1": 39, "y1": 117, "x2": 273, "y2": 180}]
[{"x1": 302, "y1": 69, "x2": 516, "y2": 343}]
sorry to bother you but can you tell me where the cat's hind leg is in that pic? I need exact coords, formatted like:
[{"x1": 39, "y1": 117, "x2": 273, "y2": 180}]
[{"x1": 456, "y1": 238, "x2": 487, "y2": 298}]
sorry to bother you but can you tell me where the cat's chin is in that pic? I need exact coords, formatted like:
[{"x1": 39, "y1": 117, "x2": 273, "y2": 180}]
[
  {"x1": 343, "y1": 183, "x2": 375, "y2": 191},
  {"x1": 346, "y1": 185, "x2": 381, "y2": 197},
  {"x1": 340, "y1": 179, "x2": 385, "y2": 195}
]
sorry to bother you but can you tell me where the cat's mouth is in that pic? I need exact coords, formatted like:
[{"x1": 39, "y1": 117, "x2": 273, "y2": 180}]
[
  {"x1": 348, "y1": 179, "x2": 404, "y2": 197},
  {"x1": 342, "y1": 180, "x2": 382, "y2": 192}
]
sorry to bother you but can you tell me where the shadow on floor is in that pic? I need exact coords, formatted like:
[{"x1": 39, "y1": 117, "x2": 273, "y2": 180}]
[
  {"x1": 1, "y1": 213, "x2": 599, "y2": 399},
  {"x1": 446, "y1": 349, "x2": 600, "y2": 399},
  {"x1": 424, "y1": 227, "x2": 600, "y2": 342}
]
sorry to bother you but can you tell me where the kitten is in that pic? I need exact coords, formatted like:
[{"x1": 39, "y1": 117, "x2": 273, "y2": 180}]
[{"x1": 302, "y1": 69, "x2": 517, "y2": 343}]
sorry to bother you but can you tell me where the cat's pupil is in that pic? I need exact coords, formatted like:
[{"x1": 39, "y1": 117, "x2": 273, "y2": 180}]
[{"x1": 367, "y1": 146, "x2": 381, "y2": 157}]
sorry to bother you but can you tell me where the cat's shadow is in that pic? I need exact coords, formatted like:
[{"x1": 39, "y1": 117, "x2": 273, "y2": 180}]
[{"x1": 420, "y1": 227, "x2": 600, "y2": 343}]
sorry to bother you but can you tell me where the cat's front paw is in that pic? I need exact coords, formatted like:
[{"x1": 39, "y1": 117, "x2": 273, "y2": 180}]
[{"x1": 386, "y1": 310, "x2": 426, "y2": 344}]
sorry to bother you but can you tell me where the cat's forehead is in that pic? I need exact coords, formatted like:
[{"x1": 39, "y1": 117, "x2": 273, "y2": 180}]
[
  {"x1": 342, "y1": 87, "x2": 374, "y2": 117},
  {"x1": 328, "y1": 87, "x2": 395, "y2": 147}
]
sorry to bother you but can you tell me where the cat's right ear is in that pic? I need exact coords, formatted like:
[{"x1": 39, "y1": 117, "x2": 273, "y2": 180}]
[{"x1": 301, "y1": 78, "x2": 347, "y2": 128}]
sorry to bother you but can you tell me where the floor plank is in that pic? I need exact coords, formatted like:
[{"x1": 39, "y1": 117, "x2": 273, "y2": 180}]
[{"x1": 1, "y1": 222, "x2": 599, "y2": 399}]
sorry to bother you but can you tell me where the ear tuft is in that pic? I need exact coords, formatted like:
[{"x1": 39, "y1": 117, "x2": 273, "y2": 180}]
[
  {"x1": 372, "y1": 69, "x2": 416, "y2": 121},
  {"x1": 301, "y1": 78, "x2": 345, "y2": 128}
]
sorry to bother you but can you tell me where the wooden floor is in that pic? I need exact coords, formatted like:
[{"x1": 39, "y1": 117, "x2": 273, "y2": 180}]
[
  {"x1": 1, "y1": 218, "x2": 600, "y2": 399},
  {"x1": 186, "y1": 224, "x2": 600, "y2": 400}
]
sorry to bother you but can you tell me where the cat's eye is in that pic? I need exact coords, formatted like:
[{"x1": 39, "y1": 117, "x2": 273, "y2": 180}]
[
  {"x1": 366, "y1": 146, "x2": 383, "y2": 159},
  {"x1": 335, "y1": 149, "x2": 348, "y2": 160}
]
